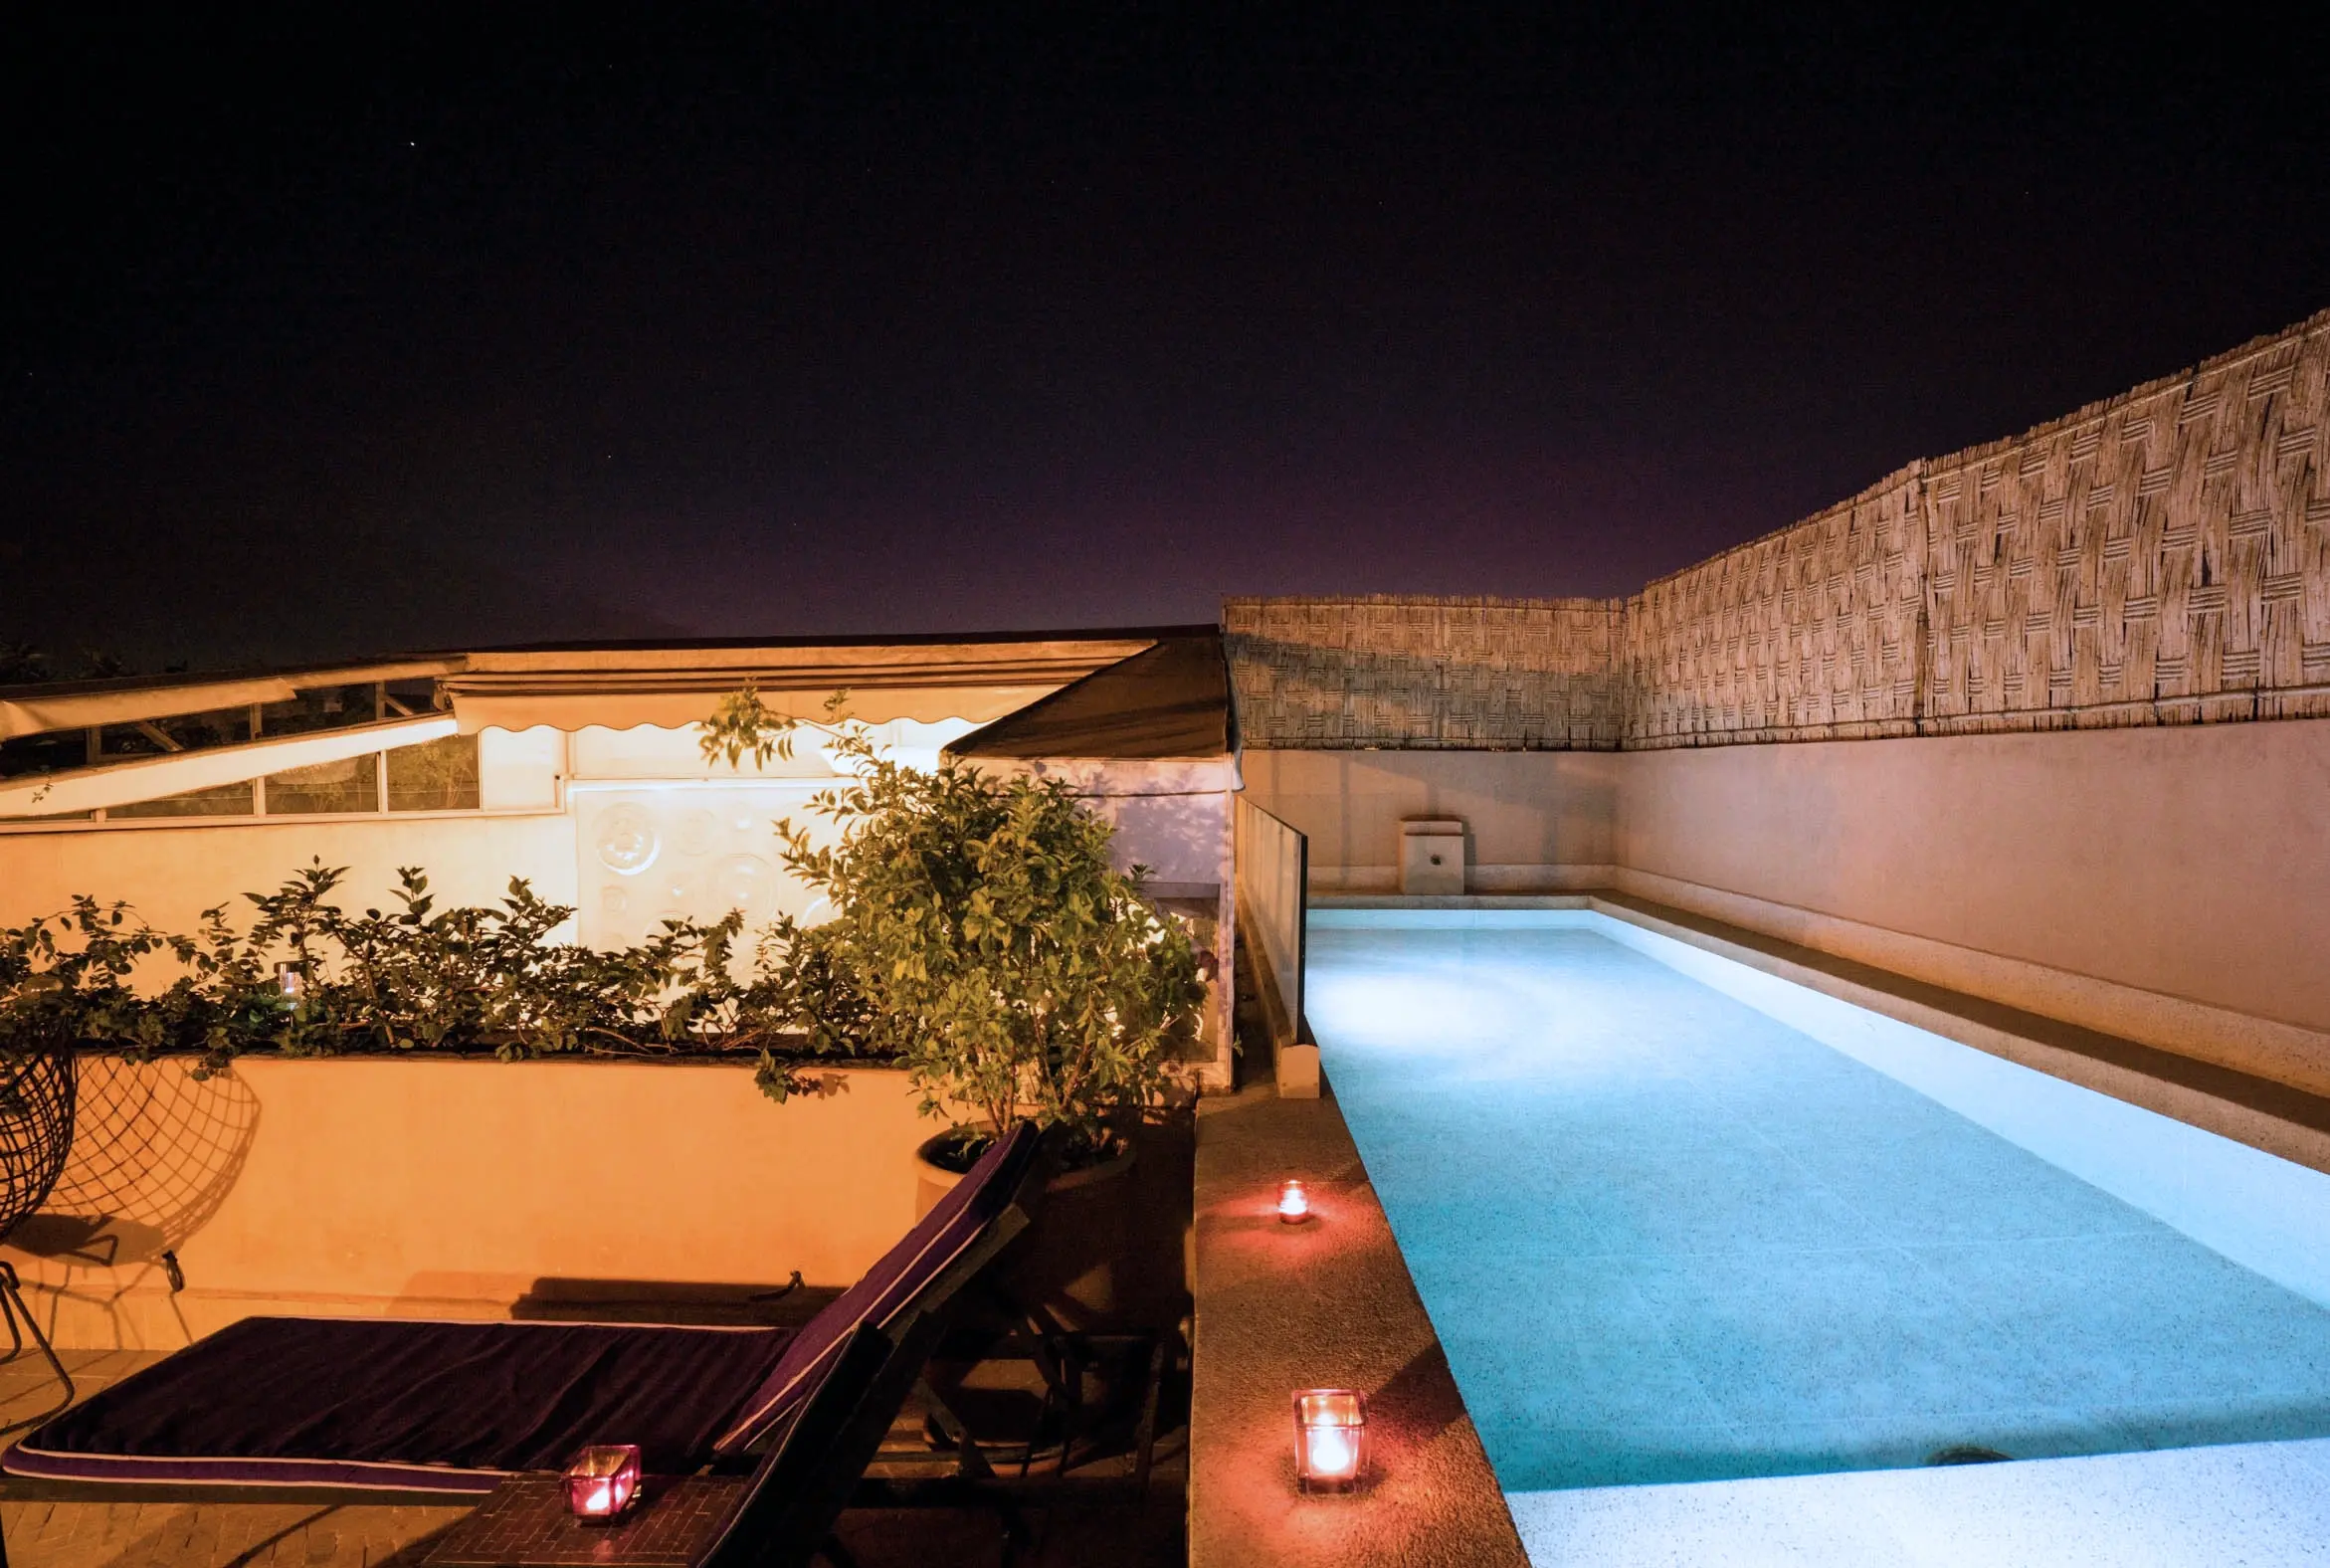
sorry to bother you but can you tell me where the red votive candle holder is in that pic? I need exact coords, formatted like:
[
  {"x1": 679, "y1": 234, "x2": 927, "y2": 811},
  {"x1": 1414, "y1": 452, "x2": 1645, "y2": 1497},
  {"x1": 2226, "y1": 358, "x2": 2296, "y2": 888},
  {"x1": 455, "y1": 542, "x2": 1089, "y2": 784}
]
[
  {"x1": 564, "y1": 1444, "x2": 642, "y2": 1522},
  {"x1": 1292, "y1": 1390, "x2": 1366, "y2": 1490},
  {"x1": 1277, "y1": 1177, "x2": 1311, "y2": 1223}
]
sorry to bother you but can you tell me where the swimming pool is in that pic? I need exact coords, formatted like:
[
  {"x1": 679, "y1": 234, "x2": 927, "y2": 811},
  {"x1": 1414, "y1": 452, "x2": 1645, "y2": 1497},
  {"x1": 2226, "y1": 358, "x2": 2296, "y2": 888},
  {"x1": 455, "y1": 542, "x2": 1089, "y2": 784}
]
[{"x1": 1306, "y1": 910, "x2": 2330, "y2": 1502}]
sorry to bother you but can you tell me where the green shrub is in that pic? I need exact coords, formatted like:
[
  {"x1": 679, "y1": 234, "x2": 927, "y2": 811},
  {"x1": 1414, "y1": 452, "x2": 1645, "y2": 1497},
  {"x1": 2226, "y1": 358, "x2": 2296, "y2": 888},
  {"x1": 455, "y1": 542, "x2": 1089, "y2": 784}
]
[
  {"x1": 761, "y1": 721, "x2": 1207, "y2": 1157},
  {"x1": 0, "y1": 865, "x2": 839, "y2": 1099}
]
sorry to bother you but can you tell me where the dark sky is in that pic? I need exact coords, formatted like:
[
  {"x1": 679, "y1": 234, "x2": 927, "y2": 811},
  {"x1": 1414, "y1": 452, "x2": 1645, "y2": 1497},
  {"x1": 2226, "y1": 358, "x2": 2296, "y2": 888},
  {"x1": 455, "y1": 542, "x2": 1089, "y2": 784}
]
[{"x1": 5, "y1": 9, "x2": 2327, "y2": 672}]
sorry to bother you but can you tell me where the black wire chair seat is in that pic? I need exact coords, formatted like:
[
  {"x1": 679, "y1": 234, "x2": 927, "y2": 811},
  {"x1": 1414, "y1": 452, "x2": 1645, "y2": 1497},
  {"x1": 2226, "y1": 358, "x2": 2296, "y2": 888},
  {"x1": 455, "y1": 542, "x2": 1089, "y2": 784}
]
[{"x1": 0, "y1": 1045, "x2": 78, "y2": 1428}]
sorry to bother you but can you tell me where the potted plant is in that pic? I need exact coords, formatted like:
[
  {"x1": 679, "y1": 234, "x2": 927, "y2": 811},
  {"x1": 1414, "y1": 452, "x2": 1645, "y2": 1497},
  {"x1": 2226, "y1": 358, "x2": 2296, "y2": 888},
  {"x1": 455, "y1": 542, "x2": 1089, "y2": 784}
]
[{"x1": 730, "y1": 697, "x2": 1208, "y2": 1324}]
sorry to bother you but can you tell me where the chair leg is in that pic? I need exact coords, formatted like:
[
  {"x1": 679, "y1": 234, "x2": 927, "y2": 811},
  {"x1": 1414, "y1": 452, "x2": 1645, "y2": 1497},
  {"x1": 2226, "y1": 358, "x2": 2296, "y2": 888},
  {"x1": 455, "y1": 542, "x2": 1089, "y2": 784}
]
[
  {"x1": 913, "y1": 1377, "x2": 996, "y2": 1481},
  {"x1": 1018, "y1": 1374, "x2": 1058, "y2": 1479},
  {"x1": 995, "y1": 1495, "x2": 1037, "y2": 1568},
  {"x1": 0, "y1": 1263, "x2": 73, "y2": 1432},
  {"x1": 1130, "y1": 1336, "x2": 1166, "y2": 1501},
  {"x1": 1054, "y1": 1340, "x2": 1088, "y2": 1477}
]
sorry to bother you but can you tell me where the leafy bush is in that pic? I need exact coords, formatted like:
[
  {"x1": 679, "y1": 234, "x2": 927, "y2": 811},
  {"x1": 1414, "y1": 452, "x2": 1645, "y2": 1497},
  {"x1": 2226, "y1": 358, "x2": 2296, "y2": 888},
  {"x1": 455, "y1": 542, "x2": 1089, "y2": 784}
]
[
  {"x1": 762, "y1": 722, "x2": 1208, "y2": 1158},
  {"x1": 0, "y1": 865, "x2": 840, "y2": 1099},
  {"x1": 2, "y1": 699, "x2": 1212, "y2": 1147}
]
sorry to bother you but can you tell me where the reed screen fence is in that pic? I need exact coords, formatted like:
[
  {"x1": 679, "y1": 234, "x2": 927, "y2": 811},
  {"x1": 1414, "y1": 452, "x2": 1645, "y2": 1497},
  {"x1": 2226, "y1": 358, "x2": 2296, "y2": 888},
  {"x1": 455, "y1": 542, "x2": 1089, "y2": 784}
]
[{"x1": 1227, "y1": 308, "x2": 2330, "y2": 749}]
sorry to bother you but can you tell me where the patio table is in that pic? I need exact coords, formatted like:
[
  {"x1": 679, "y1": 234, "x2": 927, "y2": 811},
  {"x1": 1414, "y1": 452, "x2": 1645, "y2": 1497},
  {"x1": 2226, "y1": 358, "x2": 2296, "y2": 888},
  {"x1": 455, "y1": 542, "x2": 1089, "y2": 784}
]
[{"x1": 420, "y1": 1473, "x2": 746, "y2": 1567}]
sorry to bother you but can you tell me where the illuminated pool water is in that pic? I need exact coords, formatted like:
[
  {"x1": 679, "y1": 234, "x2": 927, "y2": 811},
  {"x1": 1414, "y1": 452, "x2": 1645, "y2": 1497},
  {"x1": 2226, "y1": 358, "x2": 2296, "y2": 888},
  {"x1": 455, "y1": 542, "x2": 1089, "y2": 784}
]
[{"x1": 1306, "y1": 911, "x2": 2330, "y2": 1499}]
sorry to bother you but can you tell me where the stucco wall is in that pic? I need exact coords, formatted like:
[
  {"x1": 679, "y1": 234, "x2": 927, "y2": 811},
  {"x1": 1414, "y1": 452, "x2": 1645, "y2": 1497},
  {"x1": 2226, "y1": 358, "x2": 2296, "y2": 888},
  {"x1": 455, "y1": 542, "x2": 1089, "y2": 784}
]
[
  {"x1": 1238, "y1": 750, "x2": 1619, "y2": 893},
  {"x1": 5, "y1": 1055, "x2": 934, "y2": 1350},
  {"x1": 1611, "y1": 717, "x2": 2330, "y2": 1092},
  {"x1": 1246, "y1": 720, "x2": 2330, "y2": 1093},
  {"x1": 0, "y1": 812, "x2": 580, "y2": 939}
]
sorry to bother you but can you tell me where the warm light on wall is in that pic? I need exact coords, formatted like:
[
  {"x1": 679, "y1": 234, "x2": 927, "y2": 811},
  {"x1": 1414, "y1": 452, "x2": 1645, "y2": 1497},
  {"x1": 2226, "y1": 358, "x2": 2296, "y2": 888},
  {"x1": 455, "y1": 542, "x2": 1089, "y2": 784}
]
[
  {"x1": 1293, "y1": 1390, "x2": 1366, "y2": 1490},
  {"x1": 1277, "y1": 1177, "x2": 1311, "y2": 1223},
  {"x1": 564, "y1": 1444, "x2": 642, "y2": 1521}
]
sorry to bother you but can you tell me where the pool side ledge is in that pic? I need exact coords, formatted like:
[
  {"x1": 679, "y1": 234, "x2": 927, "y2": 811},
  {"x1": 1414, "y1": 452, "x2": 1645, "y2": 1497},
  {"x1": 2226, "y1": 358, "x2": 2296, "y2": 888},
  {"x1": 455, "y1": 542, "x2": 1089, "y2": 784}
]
[{"x1": 1190, "y1": 1078, "x2": 1531, "y2": 1568}]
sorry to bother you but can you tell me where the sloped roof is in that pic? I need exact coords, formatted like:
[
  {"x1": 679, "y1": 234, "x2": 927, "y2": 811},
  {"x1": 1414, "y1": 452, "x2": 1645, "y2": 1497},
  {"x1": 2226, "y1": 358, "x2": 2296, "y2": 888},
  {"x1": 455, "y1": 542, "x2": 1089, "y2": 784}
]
[
  {"x1": 0, "y1": 658, "x2": 460, "y2": 739},
  {"x1": 945, "y1": 632, "x2": 1236, "y2": 761},
  {"x1": 0, "y1": 626, "x2": 1218, "y2": 739}
]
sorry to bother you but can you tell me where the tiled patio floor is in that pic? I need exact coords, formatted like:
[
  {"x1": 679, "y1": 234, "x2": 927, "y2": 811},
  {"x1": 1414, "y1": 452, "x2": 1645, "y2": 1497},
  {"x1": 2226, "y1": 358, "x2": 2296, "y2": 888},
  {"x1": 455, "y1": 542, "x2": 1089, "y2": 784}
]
[{"x1": 0, "y1": 1347, "x2": 1186, "y2": 1567}]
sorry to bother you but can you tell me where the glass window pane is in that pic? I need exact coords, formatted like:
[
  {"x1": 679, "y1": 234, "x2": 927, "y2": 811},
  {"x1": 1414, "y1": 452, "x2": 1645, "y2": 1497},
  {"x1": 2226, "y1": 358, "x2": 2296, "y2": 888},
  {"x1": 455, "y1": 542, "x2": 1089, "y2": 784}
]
[
  {"x1": 0, "y1": 729, "x2": 90, "y2": 781},
  {"x1": 258, "y1": 684, "x2": 379, "y2": 738},
  {"x1": 387, "y1": 734, "x2": 480, "y2": 811},
  {"x1": 264, "y1": 753, "x2": 380, "y2": 815},
  {"x1": 110, "y1": 781, "x2": 257, "y2": 819},
  {"x1": 381, "y1": 679, "x2": 441, "y2": 717}
]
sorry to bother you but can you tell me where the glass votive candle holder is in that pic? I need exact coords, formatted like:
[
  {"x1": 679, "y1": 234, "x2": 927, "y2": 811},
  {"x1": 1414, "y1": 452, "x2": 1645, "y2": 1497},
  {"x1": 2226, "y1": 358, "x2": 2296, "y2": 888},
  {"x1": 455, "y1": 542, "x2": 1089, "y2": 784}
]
[
  {"x1": 1292, "y1": 1389, "x2": 1366, "y2": 1490},
  {"x1": 564, "y1": 1444, "x2": 642, "y2": 1522}
]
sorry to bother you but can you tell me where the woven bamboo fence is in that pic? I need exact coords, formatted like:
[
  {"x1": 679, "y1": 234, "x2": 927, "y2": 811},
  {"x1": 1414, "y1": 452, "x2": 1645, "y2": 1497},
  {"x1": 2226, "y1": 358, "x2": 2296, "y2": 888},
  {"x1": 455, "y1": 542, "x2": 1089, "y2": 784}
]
[
  {"x1": 1229, "y1": 307, "x2": 2330, "y2": 750},
  {"x1": 1223, "y1": 595, "x2": 1624, "y2": 749}
]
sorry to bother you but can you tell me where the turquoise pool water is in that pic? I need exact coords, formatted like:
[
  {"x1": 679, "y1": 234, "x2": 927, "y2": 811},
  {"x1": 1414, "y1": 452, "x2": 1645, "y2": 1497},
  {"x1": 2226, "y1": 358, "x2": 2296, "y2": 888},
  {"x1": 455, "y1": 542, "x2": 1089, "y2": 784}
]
[{"x1": 1307, "y1": 915, "x2": 2330, "y2": 1492}]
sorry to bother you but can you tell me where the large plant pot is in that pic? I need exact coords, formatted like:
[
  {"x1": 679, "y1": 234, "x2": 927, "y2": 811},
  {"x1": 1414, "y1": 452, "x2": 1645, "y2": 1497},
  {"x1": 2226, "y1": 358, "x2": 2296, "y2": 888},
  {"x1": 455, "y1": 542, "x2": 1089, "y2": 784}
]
[{"x1": 914, "y1": 1130, "x2": 1138, "y2": 1332}]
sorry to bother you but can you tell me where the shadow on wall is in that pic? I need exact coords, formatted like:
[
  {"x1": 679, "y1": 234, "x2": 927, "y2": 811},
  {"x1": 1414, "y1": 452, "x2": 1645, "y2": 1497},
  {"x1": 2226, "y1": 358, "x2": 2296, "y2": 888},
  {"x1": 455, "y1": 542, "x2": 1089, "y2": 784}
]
[
  {"x1": 11, "y1": 1055, "x2": 261, "y2": 1346},
  {"x1": 1092, "y1": 790, "x2": 1225, "y2": 886},
  {"x1": 512, "y1": 1277, "x2": 843, "y2": 1327}
]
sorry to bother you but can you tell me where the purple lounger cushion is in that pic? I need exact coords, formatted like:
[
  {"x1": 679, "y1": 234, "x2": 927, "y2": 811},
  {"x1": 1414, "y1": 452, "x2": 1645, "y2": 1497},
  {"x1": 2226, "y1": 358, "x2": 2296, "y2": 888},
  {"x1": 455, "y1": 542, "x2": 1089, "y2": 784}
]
[
  {"x1": 4, "y1": 1318, "x2": 791, "y2": 1492},
  {"x1": 1, "y1": 1120, "x2": 1038, "y2": 1492}
]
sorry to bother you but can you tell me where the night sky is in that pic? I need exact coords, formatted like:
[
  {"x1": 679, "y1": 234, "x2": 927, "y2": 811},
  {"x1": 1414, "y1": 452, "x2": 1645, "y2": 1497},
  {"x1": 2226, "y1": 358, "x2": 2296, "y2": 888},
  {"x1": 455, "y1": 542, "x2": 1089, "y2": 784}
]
[{"x1": 5, "y1": 10, "x2": 2327, "y2": 673}]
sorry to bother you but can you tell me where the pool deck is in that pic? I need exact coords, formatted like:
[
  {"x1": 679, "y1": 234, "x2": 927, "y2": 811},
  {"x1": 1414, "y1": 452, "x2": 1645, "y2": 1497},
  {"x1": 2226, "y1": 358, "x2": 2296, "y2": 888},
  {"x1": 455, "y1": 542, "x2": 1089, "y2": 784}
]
[{"x1": 1189, "y1": 1078, "x2": 1529, "y2": 1568}]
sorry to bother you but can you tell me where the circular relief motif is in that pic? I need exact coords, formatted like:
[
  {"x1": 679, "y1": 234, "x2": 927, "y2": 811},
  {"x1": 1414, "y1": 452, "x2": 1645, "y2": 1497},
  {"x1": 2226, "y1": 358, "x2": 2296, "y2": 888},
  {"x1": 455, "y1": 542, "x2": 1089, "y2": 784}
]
[
  {"x1": 718, "y1": 854, "x2": 777, "y2": 911},
  {"x1": 676, "y1": 808, "x2": 719, "y2": 858},
  {"x1": 598, "y1": 885, "x2": 630, "y2": 914},
  {"x1": 594, "y1": 804, "x2": 661, "y2": 876}
]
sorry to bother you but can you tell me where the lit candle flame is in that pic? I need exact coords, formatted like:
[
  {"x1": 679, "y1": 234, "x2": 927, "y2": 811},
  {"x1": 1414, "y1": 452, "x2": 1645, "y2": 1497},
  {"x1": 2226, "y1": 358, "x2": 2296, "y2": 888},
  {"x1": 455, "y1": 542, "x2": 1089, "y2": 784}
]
[
  {"x1": 565, "y1": 1444, "x2": 642, "y2": 1520},
  {"x1": 1278, "y1": 1178, "x2": 1309, "y2": 1222},
  {"x1": 1293, "y1": 1389, "x2": 1366, "y2": 1489},
  {"x1": 1303, "y1": 1423, "x2": 1358, "y2": 1478}
]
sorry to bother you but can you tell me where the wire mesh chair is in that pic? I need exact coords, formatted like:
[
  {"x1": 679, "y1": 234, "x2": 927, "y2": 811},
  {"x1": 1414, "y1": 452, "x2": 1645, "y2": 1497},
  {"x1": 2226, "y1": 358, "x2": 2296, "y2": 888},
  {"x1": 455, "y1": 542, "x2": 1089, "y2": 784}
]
[{"x1": 0, "y1": 1047, "x2": 77, "y2": 1426}]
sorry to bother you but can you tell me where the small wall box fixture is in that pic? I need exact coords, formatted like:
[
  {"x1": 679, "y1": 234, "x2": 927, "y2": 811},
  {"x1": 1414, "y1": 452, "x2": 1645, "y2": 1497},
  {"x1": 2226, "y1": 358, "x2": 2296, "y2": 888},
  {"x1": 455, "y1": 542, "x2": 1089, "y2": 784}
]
[
  {"x1": 564, "y1": 1444, "x2": 642, "y2": 1522},
  {"x1": 1400, "y1": 818, "x2": 1465, "y2": 895},
  {"x1": 1293, "y1": 1389, "x2": 1367, "y2": 1490}
]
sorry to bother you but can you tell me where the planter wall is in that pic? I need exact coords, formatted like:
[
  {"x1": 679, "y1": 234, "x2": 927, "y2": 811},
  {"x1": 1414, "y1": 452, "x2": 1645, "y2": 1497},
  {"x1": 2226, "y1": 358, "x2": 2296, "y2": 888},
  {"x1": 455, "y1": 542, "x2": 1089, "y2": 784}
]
[{"x1": 1, "y1": 1054, "x2": 931, "y2": 1350}]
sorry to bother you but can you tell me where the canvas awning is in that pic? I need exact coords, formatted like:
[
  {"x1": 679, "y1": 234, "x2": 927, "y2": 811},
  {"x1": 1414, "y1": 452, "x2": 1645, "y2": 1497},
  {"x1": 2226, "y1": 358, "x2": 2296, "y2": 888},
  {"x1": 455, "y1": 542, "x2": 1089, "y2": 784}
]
[
  {"x1": 0, "y1": 714, "x2": 460, "y2": 818},
  {"x1": 442, "y1": 636, "x2": 1169, "y2": 734}
]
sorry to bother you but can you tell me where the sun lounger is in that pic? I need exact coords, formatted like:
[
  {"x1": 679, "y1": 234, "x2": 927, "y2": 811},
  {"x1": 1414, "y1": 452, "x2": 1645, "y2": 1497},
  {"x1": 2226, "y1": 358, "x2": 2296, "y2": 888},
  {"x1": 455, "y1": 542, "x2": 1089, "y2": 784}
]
[{"x1": 0, "y1": 1121, "x2": 1046, "y2": 1513}]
